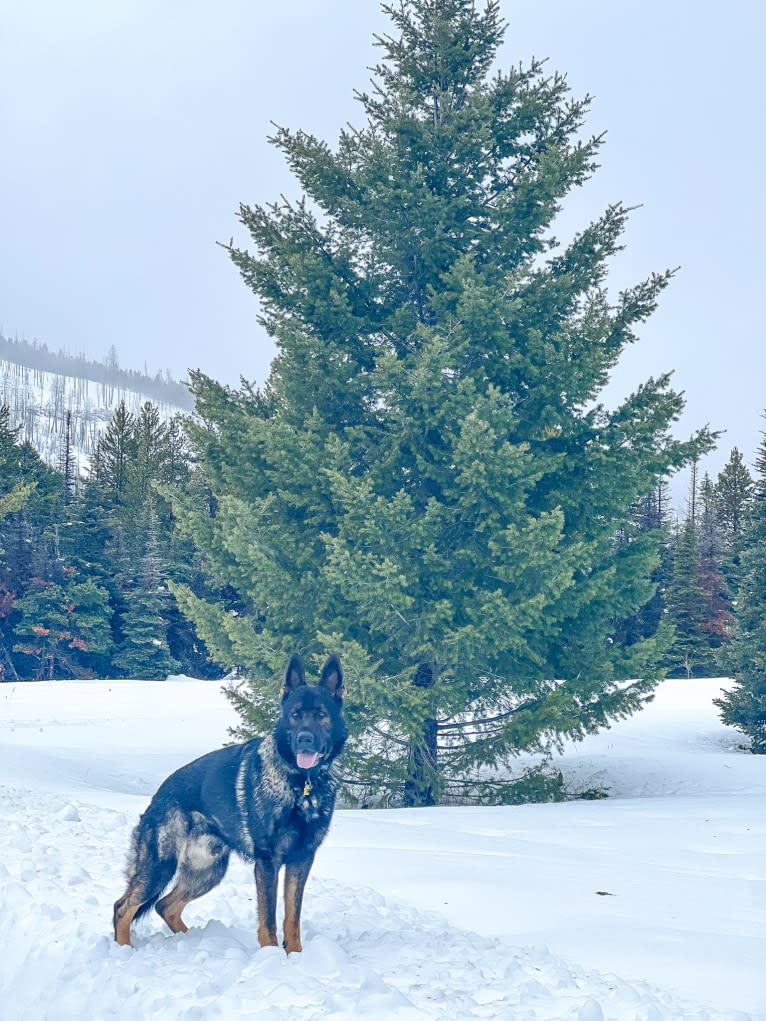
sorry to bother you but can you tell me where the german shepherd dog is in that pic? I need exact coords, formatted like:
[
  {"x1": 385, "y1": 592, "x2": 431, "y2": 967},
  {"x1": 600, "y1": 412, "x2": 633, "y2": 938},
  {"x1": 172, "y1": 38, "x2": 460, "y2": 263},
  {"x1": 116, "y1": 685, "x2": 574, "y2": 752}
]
[{"x1": 113, "y1": 654, "x2": 347, "y2": 952}]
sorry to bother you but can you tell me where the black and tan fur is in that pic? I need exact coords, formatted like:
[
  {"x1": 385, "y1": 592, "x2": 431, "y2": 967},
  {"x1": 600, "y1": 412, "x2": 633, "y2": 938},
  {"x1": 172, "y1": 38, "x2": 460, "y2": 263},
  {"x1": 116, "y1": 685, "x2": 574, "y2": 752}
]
[{"x1": 113, "y1": 654, "x2": 347, "y2": 952}]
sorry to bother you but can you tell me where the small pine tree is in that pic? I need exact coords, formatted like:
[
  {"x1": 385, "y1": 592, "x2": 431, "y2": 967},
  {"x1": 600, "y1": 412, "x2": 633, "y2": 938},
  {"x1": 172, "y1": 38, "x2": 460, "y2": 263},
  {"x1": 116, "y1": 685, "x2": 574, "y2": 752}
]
[
  {"x1": 113, "y1": 500, "x2": 180, "y2": 679},
  {"x1": 0, "y1": 407, "x2": 36, "y2": 679},
  {"x1": 58, "y1": 410, "x2": 77, "y2": 503},
  {"x1": 664, "y1": 472, "x2": 726, "y2": 677},
  {"x1": 697, "y1": 473, "x2": 733, "y2": 650},
  {"x1": 13, "y1": 577, "x2": 112, "y2": 678},
  {"x1": 716, "y1": 419, "x2": 766, "y2": 751},
  {"x1": 127, "y1": 402, "x2": 172, "y2": 508},
  {"x1": 664, "y1": 516, "x2": 715, "y2": 677},
  {"x1": 612, "y1": 480, "x2": 673, "y2": 647},
  {"x1": 0, "y1": 407, "x2": 37, "y2": 519},
  {"x1": 0, "y1": 408, "x2": 65, "y2": 678},
  {"x1": 91, "y1": 401, "x2": 136, "y2": 505},
  {"x1": 714, "y1": 447, "x2": 755, "y2": 591}
]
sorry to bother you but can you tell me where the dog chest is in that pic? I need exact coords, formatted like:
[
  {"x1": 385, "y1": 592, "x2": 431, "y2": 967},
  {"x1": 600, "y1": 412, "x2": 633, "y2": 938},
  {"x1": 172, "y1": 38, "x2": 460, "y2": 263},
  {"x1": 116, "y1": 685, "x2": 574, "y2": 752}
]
[{"x1": 234, "y1": 752, "x2": 335, "y2": 860}]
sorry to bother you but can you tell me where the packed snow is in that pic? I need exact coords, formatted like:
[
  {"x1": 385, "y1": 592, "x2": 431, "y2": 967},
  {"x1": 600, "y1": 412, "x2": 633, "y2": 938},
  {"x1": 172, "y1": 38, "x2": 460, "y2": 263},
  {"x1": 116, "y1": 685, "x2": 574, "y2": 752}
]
[{"x1": 0, "y1": 676, "x2": 763, "y2": 1020}]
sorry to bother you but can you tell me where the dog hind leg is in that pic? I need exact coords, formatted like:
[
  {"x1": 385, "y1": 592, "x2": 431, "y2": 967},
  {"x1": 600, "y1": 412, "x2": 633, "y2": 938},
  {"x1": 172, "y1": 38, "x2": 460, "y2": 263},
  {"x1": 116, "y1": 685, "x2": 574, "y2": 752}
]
[
  {"x1": 113, "y1": 856, "x2": 176, "y2": 947},
  {"x1": 155, "y1": 884, "x2": 191, "y2": 934},
  {"x1": 156, "y1": 836, "x2": 230, "y2": 935},
  {"x1": 113, "y1": 882, "x2": 145, "y2": 947},
  {"x1": 114, "y1": 815, "x2": 181, "y2": 946}
]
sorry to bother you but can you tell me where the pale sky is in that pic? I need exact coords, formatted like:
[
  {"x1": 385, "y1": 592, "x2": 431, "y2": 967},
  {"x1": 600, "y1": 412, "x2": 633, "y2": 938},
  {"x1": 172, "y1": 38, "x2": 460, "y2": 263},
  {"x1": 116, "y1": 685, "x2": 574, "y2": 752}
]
[{"x1": 2, "y1": 1, "x2": 764, "y2": 502}]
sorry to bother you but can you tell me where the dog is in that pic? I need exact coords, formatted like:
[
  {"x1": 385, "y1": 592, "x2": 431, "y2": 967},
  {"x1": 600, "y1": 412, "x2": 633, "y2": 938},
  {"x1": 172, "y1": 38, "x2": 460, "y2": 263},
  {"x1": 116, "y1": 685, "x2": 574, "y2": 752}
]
[{"x1": 113, "y1": 653, "x2": 347, "y2": 952}]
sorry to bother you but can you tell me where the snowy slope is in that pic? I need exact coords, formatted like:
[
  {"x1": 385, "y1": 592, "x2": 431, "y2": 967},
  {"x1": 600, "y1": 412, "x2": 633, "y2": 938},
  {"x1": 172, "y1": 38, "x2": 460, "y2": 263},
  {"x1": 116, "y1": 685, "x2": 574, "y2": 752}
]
[
  {"x1": 0, "y1": 677, "x2": 763, "y2": 1020},
  {"x1": 0, "y1": 357, "x2": 188, "y2": 473}
]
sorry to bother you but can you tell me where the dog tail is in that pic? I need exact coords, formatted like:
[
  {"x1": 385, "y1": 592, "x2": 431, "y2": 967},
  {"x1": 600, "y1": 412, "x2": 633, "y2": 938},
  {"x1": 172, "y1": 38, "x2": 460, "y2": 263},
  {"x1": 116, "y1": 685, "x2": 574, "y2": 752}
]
[{"x1": 133, "y1": 892, "x2": 164, "y2": 922}]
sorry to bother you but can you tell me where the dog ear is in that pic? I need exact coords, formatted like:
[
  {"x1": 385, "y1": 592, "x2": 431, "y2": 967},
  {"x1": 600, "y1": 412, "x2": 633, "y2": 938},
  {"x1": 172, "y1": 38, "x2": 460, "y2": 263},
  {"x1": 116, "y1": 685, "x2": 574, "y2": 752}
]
[
  {"x1": 318, "y1": 655, "x2": 344, "y2": 702},
  {"x1": 282, "y1": 654, "x2": 306, "y2": 698}
]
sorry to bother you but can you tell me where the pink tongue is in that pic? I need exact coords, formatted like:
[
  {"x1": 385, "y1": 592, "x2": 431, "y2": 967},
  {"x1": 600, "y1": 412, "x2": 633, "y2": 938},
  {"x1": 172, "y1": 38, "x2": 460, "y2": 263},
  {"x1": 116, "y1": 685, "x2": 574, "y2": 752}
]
[{"x1": 297, "y1": 752, "x2": 319, "y2": 769}]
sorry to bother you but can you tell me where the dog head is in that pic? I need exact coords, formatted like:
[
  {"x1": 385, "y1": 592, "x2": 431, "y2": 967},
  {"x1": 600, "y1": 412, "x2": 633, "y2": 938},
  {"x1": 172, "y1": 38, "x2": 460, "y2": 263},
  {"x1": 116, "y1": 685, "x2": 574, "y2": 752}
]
[{"x1": 276, "y1": 654, "x2": 347, "y2": 772}]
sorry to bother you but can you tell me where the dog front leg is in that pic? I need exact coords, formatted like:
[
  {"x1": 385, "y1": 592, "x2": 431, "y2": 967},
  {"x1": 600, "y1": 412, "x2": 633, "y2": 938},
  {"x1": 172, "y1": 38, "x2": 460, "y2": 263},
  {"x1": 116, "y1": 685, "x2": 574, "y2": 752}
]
[
  {"x1": 283, "y1": 855, "x2": 314, "y2": 954},
  {"x1": 254, "y1": 858, "x2": 279, "y2": 947}
]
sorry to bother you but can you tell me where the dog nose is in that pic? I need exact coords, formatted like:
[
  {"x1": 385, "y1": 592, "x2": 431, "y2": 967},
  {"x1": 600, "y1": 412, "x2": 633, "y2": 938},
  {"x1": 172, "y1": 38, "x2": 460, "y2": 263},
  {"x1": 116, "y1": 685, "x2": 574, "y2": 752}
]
[{"x1": 296, "y1": 730, "x2": 316, "y2": 752}]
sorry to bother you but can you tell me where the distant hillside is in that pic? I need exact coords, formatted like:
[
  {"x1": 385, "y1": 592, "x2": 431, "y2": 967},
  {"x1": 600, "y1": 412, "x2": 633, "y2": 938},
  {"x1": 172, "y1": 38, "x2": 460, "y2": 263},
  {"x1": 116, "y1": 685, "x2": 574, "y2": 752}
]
[
  {"x1": 0, "y1": 335, "x2": 193, "y2": 410},
  {"x1": 0, "y1": 335, "x2": 194, "y2": 476}
]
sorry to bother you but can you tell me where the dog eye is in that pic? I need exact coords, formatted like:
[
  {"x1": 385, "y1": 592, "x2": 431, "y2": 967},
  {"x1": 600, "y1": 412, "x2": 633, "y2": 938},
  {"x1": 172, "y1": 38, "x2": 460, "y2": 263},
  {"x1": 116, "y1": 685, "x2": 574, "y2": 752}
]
[{"x1": 290, "y1": 710, "x2": 301, "y2": 721}]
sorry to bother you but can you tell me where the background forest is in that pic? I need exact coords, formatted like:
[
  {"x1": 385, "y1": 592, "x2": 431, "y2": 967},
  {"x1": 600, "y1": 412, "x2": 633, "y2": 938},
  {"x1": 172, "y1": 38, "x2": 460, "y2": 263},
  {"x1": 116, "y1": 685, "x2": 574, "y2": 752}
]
[{"x1": 0, "y1": 370, "x2": 758, "y2": 685}]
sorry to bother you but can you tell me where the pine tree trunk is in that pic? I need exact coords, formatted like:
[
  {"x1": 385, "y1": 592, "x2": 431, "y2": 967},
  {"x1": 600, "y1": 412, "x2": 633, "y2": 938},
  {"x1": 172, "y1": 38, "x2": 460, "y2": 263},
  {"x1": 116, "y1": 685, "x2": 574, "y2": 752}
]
[{"x1": 402, "y1": 664, "x2": 438, "y2": 807}]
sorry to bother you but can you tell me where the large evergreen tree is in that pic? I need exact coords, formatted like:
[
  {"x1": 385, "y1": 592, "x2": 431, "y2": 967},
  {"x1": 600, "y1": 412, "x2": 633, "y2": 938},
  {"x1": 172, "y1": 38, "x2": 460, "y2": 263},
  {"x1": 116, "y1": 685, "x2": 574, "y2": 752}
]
[
  {"x1": 172, "y1": 0, "x2": 713, "y2": 803},
  {"x1": 716, "y1": 420, "x2": 766, "y2": 751}
]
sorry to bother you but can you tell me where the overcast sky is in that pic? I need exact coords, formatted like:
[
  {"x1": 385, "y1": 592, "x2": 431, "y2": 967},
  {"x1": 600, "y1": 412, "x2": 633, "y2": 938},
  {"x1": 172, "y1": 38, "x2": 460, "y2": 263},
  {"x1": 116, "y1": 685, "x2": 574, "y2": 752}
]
[{"x1": 2, "y1": 1, "x2": 764, "y2": 501}]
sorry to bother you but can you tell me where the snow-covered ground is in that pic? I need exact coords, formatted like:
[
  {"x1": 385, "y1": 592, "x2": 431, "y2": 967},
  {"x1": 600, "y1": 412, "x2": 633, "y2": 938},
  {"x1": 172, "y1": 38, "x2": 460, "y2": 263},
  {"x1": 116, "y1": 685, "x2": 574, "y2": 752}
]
[{"x1": 0, "y1": 676, "x2": 763, "y2": 1020}]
